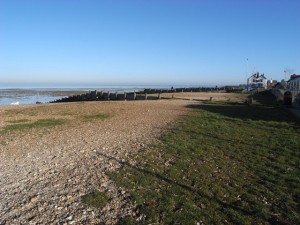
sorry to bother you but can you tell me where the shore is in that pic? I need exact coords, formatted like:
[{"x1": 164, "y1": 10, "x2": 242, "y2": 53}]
[{"x1": 0, "y1": 92, "x2": 246, "y2": 224}]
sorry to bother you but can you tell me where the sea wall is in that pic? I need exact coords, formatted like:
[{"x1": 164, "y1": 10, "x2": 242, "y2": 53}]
[{"x1": 51, "y1": 87, "x2": 222, "y2": 103}]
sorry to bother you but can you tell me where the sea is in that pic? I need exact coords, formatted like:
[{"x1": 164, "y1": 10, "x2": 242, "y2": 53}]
[{"x1": 0, "y1": 84, "x2": 176, "y2": 105}]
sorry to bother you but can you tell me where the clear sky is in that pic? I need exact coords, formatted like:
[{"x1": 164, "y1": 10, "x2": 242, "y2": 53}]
[{"x1": 0, "y1": 0, "x2": 299, "y2": 87}]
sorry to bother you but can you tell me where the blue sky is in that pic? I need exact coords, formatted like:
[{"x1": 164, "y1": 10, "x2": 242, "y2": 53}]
[{"x1": 0, "y1": 0, "x2": 299, "y2": 87}]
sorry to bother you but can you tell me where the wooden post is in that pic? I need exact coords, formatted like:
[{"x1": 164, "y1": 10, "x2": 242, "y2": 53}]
[
  {"x1": 145, "y1": 93, "x2": 148, "y2": 100},
  {"x1": 158, "y1": 93, "x2": 161, "y2": 99}
]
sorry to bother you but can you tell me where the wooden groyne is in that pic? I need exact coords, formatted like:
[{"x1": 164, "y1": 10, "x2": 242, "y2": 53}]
[{"x1": 51, "y1": 87, "x2": 222, "y2": 103}]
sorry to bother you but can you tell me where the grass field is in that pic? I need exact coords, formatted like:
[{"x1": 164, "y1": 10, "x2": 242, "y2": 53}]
[{"x1": 109, "y1": 93, "x2": 300, "y2": 225}]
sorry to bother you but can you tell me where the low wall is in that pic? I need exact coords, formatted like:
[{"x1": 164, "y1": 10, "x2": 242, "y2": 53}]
[{"x1": 51, "y1": 87, "x2": 223, "y2": 103}]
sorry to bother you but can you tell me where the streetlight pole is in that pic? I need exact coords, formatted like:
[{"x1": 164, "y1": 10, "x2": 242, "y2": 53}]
[{"x1": 246, "y1": 58, "x2": 249, "y2": 91}]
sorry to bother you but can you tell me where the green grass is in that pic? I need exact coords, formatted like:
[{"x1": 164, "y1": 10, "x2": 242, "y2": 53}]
[
  {"x1": 6, "y1": 119, "x2": 30, "y2": 123},
  {"x1": 109, "y1": 94, "x2": 300, "y2": 225},
  {"x1": 82, "y1": 113, "x2": 111, "y2": 121},
  {"x1": 82, "y1": 191, "x2": 109, "y2": 209},
  {"x1": 3, "y1": 119, "x2": 66, "y2": 132}
]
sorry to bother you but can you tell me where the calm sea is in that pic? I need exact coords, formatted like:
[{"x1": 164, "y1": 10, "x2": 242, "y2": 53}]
[{"x1": 0, "y1": 84, "x2": 174, "y2": 105}]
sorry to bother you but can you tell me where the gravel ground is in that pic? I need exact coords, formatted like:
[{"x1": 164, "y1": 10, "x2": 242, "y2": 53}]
[{"x1": 0, "y1": 93, "x2": 243, "y2": 224}]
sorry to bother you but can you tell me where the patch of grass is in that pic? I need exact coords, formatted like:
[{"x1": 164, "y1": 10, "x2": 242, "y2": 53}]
[
  {"x1": 82, "y1": 191, "x2": 109, "y2": 209},
  {"x1": 82, "y1": 113, "x2": 111, "y2": 121},
  {"x1": 5, "y1": 108, "x2": 39, "y2": 116},
  {"x1": 60, "y1": 112, "x2": 74, "y2": 116},
  {"x1": 109, "y1": 94, "x2": 300, "y2": 224},
  {"x1": 116, "y1": 216, "x2": 136, "y2": 225},
  {"x1": 6, "y1": 119, "x2": 30, "y2": 123},
  {"x1": 4, "y1": 119, "x2": 66, "y2": 132}
]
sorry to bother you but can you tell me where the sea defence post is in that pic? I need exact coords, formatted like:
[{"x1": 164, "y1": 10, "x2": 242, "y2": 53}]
[{"x1": 50, "y1": 87, "x2": 223, "y2": 103}]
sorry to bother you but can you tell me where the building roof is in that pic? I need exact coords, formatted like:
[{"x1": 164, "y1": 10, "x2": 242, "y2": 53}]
[
  {"x1": 248, "y1": 72, "x2": 267, "y2": 80},
  {"x1": 288, "y1": 74, "x2": 300, "y2": 82}
]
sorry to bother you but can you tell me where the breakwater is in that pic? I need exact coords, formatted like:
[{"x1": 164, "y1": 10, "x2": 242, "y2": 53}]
[{"x1": 51, "y1": 87, "x2": 222, "y2": 103}]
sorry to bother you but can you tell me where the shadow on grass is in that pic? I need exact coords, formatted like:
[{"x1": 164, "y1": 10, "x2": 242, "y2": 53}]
[
  {"x1": 101, "y1": 152, "x2": 259, "y2": 219},
  {"x1": 186, "y1": 103, "x2": 299, "y2": 124},
  {"x1": 251, "y1": 90, "x2": 278, "y2": 106}
]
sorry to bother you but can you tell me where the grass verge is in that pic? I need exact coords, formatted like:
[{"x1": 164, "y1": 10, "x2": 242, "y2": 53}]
[
  {"x1": 82, "y1": 191, "x2": 109, "y2": 209},
  {"x1": 109, "y1": 97, "x2": 300, "y2": 224}
]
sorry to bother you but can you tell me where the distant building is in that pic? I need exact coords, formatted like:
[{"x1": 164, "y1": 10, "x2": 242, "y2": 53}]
[
  {"x1": 286, "y1": 74, "x2": 300, "y2": 92},
  {"x1": 247, "y1": 72, "x2": 268, "y2": 90},
  {"x1": 286, "y1": 74, "x2": 300, "y2": 106}
]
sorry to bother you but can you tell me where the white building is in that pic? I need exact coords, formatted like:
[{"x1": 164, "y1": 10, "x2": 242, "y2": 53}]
[{"x1": 247, "y1": 72, "x2": 268, "y2": 90}]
